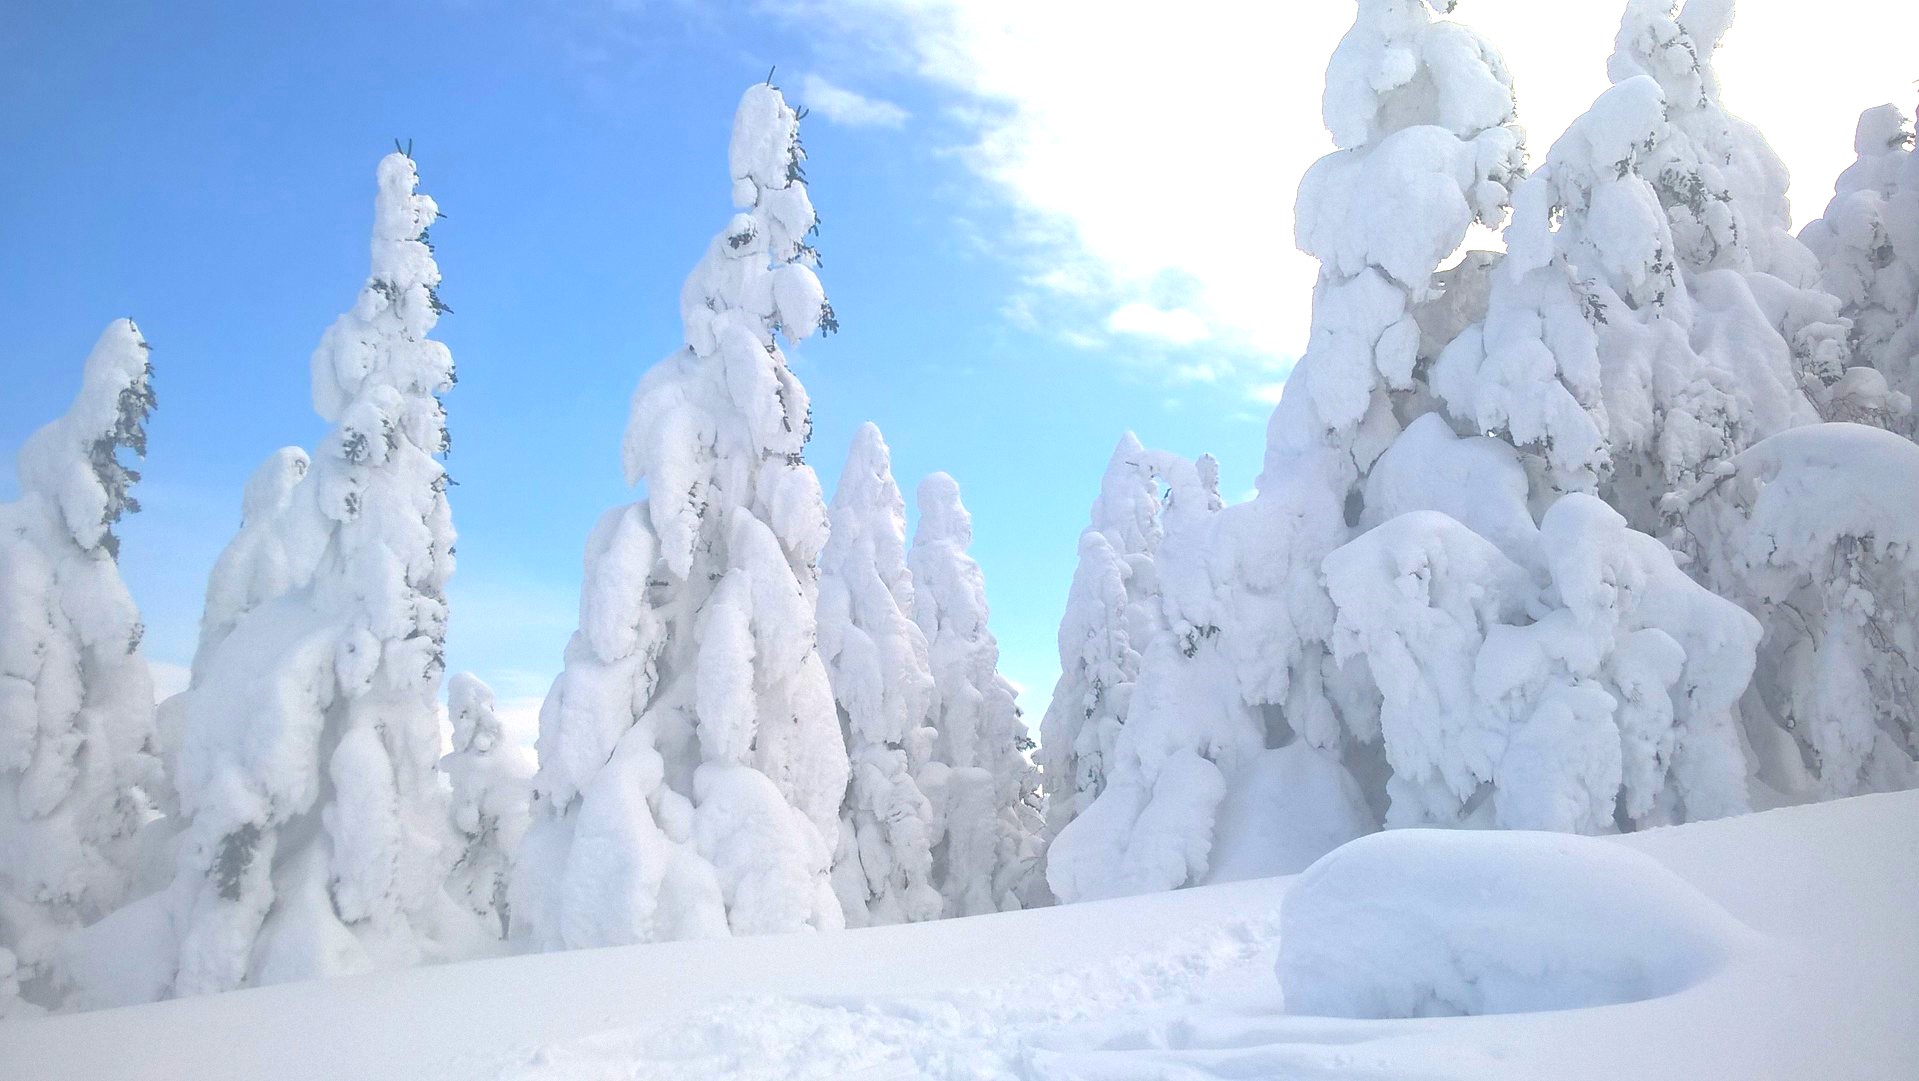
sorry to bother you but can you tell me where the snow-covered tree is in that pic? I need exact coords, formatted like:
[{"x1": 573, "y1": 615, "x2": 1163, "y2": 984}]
[
  {"x1": 0, "y1": 319, "x2": 158, "y2": 1007},
  {"x1": 147, "y1": 446, "x2": 314, "y2": 809},
  {"x1": 1038, "y1": 434, "x2": 1220, "y2": 842},
  {"x1": 1685, "y1": 423, "x2": 1919, "y2": 800},
  {"x1": 1801, "y1": 105, "x2": 1918, "y2": 433},
  {"x1": 1050, "y1": 0, "x2": 1798, "y2": 905},
  {"x1": 1430, "y1": 75, "x2": 1657, "y2": 503},
  {"x1": 1590, "y1": 0, "x2": 1829, "y2": 540},
  {"x1": 121, "y1": 151, "x2": 477, "y2": 1002},
  {"x1": 516, "y1": 82, "x2": 847, "y2": 951},
  {"x1": 909, "y1": 473, "x2": 1045, "y2": 914},
  {"x1": 1049, "y1": 0, "x2": 1524, "y2": 903},
  {"x1": 187, "y1": 447, "x2": 311, "y2": 685},
  {"x1": 440, "y1": 673, "x2": 532, "y2": 939},
  {"x1": 818, "y1": 423, "x2": 941, "y2": 928}
]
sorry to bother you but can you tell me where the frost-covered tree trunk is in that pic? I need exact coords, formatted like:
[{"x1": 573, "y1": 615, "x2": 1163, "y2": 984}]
[
  {"x1": 0, "y1": 319, "x2": 158, "y2": 1009},
  {"x1": 909, "y1": 473, "x2": 1045, "y2": 914},
  {"x1": 440, "y1": 674, "x2": 531, "y2": 939},
  {"x1": 111, "y1": 152, "x2": 477, "y2": 1004},
  {"x1": 1801, "y1": 105, "x2": 1918, "y2": 433},
  {"x1": 1038, "y1": 435, "x2": 1219, "y2": 842},
  {"x1": 516, "y1": 83, "x2": 847, "y2": 951},
  {"x1": 819, "y1": 424, "x2": 941, "y2": 928}
]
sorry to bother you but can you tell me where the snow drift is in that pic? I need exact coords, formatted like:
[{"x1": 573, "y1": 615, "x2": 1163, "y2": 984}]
[{"x1": 1277, "y1": 827, "x2": 1757, "y2": 1018}]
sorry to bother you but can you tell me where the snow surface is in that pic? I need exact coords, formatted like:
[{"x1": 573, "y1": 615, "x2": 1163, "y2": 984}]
[
  {"x1": 1277, "y1": 827, "x2": 1756, "y2": 1018},
  {"x1": 4, "y1": 789, "x2": 1912, "y2": 1081}
]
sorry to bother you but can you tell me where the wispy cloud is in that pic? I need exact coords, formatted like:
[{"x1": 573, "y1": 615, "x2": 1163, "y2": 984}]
[
  {"x1": 763, "y1": 0, "x2": 1919, "y2": 398},
  {"x1": 1105, "y1": 303, "x2": 1210, "y2": 346},
  {"x1": 763, "y1": 0, "x2": 1346, "y2": 386},
  {"x1": 798, "y1": 74, "x2": 909, "y2": 128}
]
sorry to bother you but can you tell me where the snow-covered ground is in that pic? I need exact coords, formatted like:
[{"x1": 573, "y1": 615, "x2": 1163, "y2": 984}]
[{"x1": 3, "y1": 790, "x2": 1913, "y2": 1080}]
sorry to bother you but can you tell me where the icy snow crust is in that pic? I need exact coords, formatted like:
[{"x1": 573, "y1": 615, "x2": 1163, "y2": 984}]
[{"x1": 3, "y1": 790, "x2": 1912, "y2": 1081}]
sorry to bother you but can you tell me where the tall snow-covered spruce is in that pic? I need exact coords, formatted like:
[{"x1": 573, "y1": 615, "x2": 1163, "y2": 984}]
[
  {"x1": 0, "y1": 320, "x2": 158, "y2": 1010},
  {"x1": 909, "y1": 473, "x2": 1045, "y2": 914},
  {"x1": 516, "y1": 82, "x2": 847, "y2": 950},
  {"x1": 95, "y1": 152, "x2": 476, "y2": 1005},
  {"x1": 819, "y1": 424, "x2": 941, "y2": 928}
]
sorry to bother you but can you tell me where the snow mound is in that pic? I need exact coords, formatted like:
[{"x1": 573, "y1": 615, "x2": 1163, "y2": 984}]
[{"x1": 1278, "y1": 828, "x2": 1758, "y2": 1018}]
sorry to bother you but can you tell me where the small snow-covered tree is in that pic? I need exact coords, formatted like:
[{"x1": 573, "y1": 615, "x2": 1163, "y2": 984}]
[
  {"x1": 148, "y1": 446, "x2": 312, "y2": 820},
  {"x1": 909, "y1": 473, "x2": 1044, "y2": 914},
  {"x1": 0, "y1": 319, "x2": 158, "y2": 1007},
  {"x1": 1038, "y1": 434, "x2": 1219, "y2": 841},
  {"x1": 1801, "y1": 105, "x2": 1918, "y2": 433},
  {"x1": 135, "y1": 151, "x2": 476, "y2": 1001},
  {"x1": 1685, "y1": 423, "x2": 1919, "y2": 799},
  {"x1": 818, "y1": 423, "x2": 941, "y2": 928},
  {"x1": 187, "y1": 447, "x2": 311, "y2": 684},
  {"x1": 516, "y1": 82, "x2": 847, "y2": 951},
  {"x1": 440, "y1": 673, "x2": 532, "y2": 939}
]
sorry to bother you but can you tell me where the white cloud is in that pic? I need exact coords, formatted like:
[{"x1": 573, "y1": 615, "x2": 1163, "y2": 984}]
[
  {"x1": 798, "y1": 73, "x2": 910, "y2": 128},
  {"x1": 1105, "y1": 302, "x2": 1211, "y2": 346},
  {"x1": 1250, "y1": 381, "x2": 1287, "y2": 406},
  {"x1": 777, "y1": 0, "x2": 1919, "y2": 389}
]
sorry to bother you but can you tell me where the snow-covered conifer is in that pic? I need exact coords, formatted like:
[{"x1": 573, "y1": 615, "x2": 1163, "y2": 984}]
[
  {"x1": 1051, "y1": 1, "x2": 1799, "y2": 904},
  {"x1": 516, "y1": 82, "x2": 847, "y2": 951},
  {"x1": 909, "y1": 473, "x2": 1044, "y2": 914},
  {"x1": 128, "y1": 152, "x2": 475, "y2": 1001},
  {"x1": 1801, "y1": 106, "x2": 1918, "y2": 433},
  {"x1": 440, "y1": 673, "x2": 532, "y2": 938},
  {"x1": 1038, "y1": 435, "x2": 1221, "y2": 842},
  {"x1": 1588, "y1": 0, "x2": 1827, "y2": 538},
  {"x1": 188, "y1": 448, "x2": 310, "y2": 684},
  {"x1": 818, "y1": 424, "x2": 941, "y2": 928},
  {"x1": 1685, "y1": 423, "x2": 1919, "y2": 799},
  {"x1": 0, "y1": 320, "x2": 158, "y2": 1006},
  {"x1": 1049, "y1": 0, "x2": 1524, "y2": 903},
  {"x1": 149, "y1": 447, "x2": 312, "y2": 818}
]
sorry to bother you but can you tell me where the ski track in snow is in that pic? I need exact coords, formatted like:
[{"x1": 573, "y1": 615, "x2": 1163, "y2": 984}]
[{"x1": 480, "y1": 910, "x2": 1285, "y2": 1081}]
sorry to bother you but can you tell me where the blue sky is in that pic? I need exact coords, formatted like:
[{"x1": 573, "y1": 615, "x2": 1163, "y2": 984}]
[{"x1": 5, "y1": 0, "x2": 1914, "y2": 729}]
